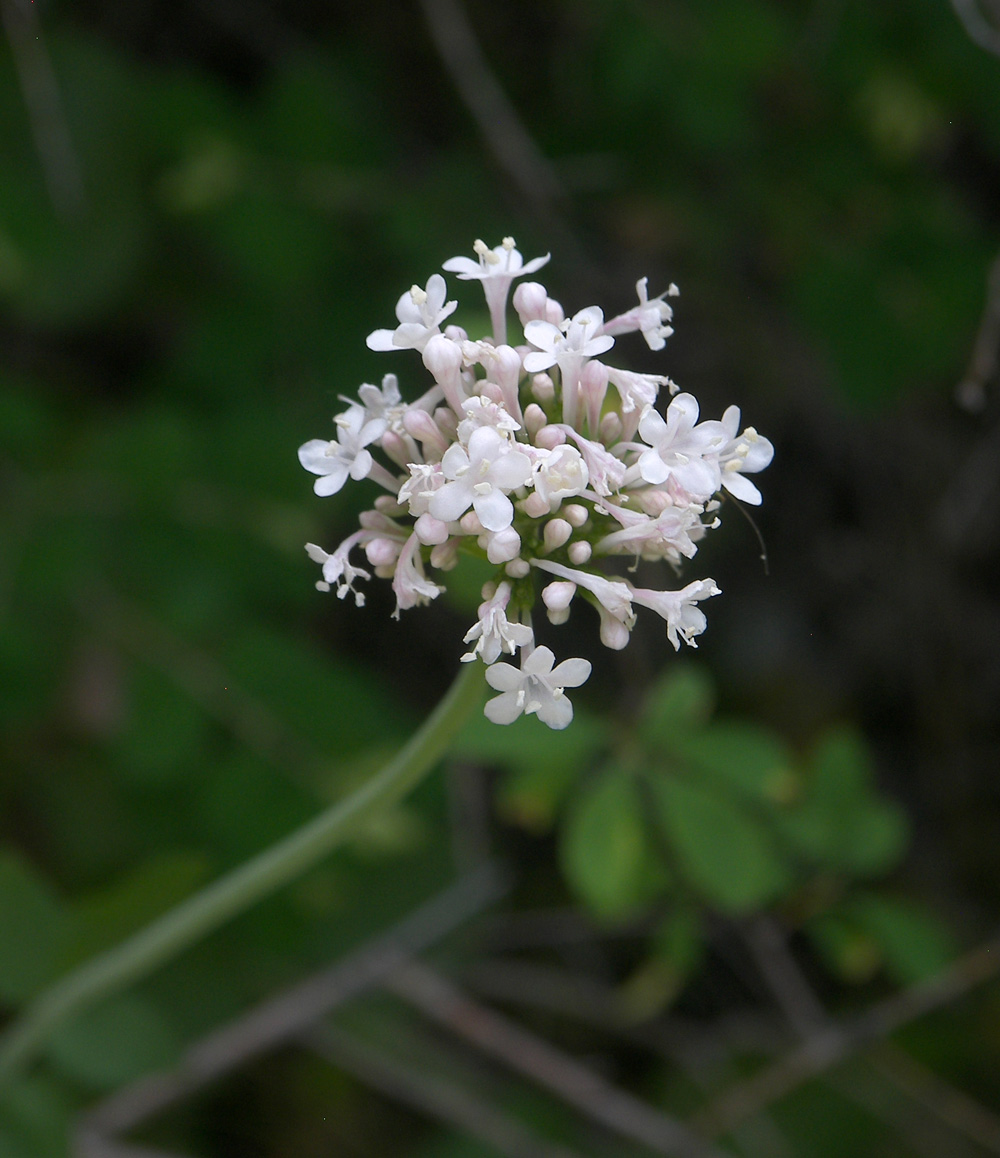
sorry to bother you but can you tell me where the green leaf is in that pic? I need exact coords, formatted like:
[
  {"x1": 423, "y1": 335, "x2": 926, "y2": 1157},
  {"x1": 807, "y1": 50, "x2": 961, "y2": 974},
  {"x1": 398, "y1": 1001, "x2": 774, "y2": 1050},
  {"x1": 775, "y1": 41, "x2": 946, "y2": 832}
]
[
  {"x1": 560, "y1": 769, "x2": 652, "y2": 919},
  {"x1": 636, "y1": 666, "x2": 715, "y2": 750},
  {"x1": 46, "y1": 993, "x2": 180, "y2": 1089},
  {"x1": 846, "y1": 893, "x2": 956, "y2": 984},
  {"x1": 777, "y1": 726, "x2": 908, "y2": 877},
  {"x1": 0, "y1": 1076, "x2": 73, "y2": 1158},
  {"x1": 650, "y1": 775, "x2": 791, "y2": 913},
  {"x1": 671, "y1": 720, "x2": 798, "y2": 804},
  {"x1": 0, "y1": 851, "x2": 72, "y2": 1004}
]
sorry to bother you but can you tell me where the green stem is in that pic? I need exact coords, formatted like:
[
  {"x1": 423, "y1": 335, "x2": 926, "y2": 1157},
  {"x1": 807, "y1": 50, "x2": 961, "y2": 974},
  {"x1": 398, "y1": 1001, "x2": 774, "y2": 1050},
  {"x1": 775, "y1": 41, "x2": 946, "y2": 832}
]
[{"x1": 0, "y1": 662, "x2": 484, "y2": 1090}]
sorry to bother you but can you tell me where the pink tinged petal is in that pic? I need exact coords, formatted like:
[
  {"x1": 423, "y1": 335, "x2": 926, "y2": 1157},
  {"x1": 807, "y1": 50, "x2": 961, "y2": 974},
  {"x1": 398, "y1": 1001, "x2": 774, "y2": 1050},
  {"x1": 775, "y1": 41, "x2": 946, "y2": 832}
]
[
  {"x1": 348, "y1": 449, "x2": 373, "y2": 481},
  {"x1": 429, "y1": 478, "x2": 474, "y2": 523},
  {"x1": 721, "y1": 472, "x2": 763, "y2": 505},
  {"x1": 298, "y1": 439, "x2": 335, "y2": 474},
  {"x1": 485, "y1": 662, "x2": 525, "y2": 692},
  {"x1": 313, "y1": 465, "x2": 351, "y2": 496},
  {"x1": 483, "y1": 691, "x2": 525, "y2": 726},
  {"x1": 473, "y1": 488, "x2": 514, "y2": 533},
  {"x1": 548, "y1": 657, "x2": 592, "y2": 687},
  {"x1": 366, "y1": 329, "x2": 397, "y2": 351},
  {"x1": 489, "y1": 448, "x2": 533, "y2": 491}
]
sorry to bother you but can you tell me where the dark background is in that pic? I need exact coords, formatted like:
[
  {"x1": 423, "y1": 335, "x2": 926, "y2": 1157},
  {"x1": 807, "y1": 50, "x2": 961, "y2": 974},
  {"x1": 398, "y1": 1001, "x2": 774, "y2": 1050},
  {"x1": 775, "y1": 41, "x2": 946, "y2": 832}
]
[{"x1": 2, "y1": 1, "x2": 1000, "y2": 1155}]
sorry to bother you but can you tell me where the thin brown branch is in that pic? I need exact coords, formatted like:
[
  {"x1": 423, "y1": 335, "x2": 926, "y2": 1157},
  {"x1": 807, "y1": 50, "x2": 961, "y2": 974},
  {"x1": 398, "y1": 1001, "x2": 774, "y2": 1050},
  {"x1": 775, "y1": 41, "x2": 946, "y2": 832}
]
[
  {"x1": 386, "y1": 960, "x2": 728, "y2": 1158},
  {"x1": 694, "y1": 927, "x2": 1000, "y2": 1140},
  {"x1": 870, "y1": 1041, "x2": 1000, "y2": 1155},
  {"x1": 305, "y1": 1022, "x2": 585, "y2": 1158},
  {"x1": 0, "y1": 0, "x2": 84, "y2": 217},
  {"x1": 950, "y1": 0, "x2": 1000, "y2": 59},
  {"x1": 76, "y1": 865, "x2": 508, "y2": 1145},
  {"x1": 418, "y1": 0, "x2": 562, "y2": 208},
  {"x1": 740, "y1": 915, "x2": 828, "y2": 1039},
  {"x1": 956, "y1": 247, "x2": 1000, "y2": 412}
]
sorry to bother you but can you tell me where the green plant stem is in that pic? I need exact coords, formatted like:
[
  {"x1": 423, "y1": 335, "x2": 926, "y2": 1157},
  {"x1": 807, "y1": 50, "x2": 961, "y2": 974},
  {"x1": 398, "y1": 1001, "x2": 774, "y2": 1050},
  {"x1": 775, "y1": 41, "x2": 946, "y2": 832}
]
[{"x1": 0, "y1": 662, "x2": 484, "y2": 1090}]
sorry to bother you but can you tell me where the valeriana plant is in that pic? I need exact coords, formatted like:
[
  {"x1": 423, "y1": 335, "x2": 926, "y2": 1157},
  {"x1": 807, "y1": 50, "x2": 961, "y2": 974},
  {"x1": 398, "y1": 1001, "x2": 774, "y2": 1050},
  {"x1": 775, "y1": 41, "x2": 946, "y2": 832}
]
[
  {"x1": 0, "y1": 238, "x2": 772, "y2": 1088},
  {"x1": 301, "y1": 237, "x2": 773, "y2": 729}
]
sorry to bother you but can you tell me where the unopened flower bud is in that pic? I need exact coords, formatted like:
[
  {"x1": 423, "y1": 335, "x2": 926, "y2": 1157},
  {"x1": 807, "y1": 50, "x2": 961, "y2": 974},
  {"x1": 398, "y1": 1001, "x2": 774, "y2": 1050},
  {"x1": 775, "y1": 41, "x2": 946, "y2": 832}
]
[
  {"x1": 365, "y1": 538, "x2": 400, "y2": 567},
  {"x1": 512, "y1": 281, "x2": 550, "y2": 323},
  {"x1": 522, "y1": 492, "x2": 551, "y2": 518},
  {"x1": 505, "y1": 558, "x2": 530, "y2": 579},
  {"x1": 531, "y1": 373, "x2": 555, "y2": 404},
  {"x1": 568, "y1": 540, "x2": 592, "y2": 565},
  {"x1": 460, "y1": 510, "x2": 484, "y2": 535},
  {"x1": 430, "y1": 538, "x2": 459, "y2": 570},
  {"x1": 403, "y1": 408, "x2": 448, "y2": 457},
  {"x1": 563, "y1": 504, "x2": 588, "y2": 528},
  {"x1": 523, "y1": 403, "x2": 547, "y2": 440},
  {"x1": 415, "y1": 513, "x2": 449, "y2": 544},
  {"x1": 599, "y1": 411, "x2": 623, "y2": 444},
  {"x1": 543, "y1": 519, "x2": 573, "y2": 552},
  {"x1": 487, "y1": 527, "x2": 521, "y2": 564},
  {"x1": 381, "y1": 430, "x2": 411, "y2": 470},
  {"x1": 542, "y1": 580, "x2": 575, "y2": 624},
  {"x1": 535, "y1": 425, "x2": 566, "y2": 450}
]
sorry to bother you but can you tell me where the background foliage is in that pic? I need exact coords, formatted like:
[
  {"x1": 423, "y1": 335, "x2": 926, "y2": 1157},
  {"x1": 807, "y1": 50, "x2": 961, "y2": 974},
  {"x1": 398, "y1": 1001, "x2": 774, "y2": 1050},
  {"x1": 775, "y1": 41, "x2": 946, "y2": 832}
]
[{"x1": 2, "y1": 0, "x2": 1000, "y2": 1154}]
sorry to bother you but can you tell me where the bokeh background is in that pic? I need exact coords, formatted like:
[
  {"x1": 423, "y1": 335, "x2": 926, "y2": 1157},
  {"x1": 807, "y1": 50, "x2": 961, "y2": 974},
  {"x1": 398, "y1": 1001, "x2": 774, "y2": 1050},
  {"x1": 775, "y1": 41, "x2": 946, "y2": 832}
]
[{"x1": 2, "y1": 1, "x2": 1000, "y2": 1155}]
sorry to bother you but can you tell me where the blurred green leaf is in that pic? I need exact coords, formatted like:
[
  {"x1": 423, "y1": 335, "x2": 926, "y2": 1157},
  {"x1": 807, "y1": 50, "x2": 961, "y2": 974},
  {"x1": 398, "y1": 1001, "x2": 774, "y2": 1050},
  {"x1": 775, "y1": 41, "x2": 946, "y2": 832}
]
[
  {"x1": 846, "y1": 892, "x2": 956, "y2": 984},
  {"x1": 650, "y1": 774, "x2": 791, "y2": 913},
  {"x1": 636, "y1": 665, "x2": 715, "y2": 749},
  {"x1": 778, "y1": 726, "x2": 908, "y2": 877},
  {"x1": 560, "y1": 768, "x2": 652, "y2": 919},
  {"x1": 0, "y1": 1076, "x2": 73, "y2": 1158},
  {"x1": 0, "y1": 850, "x2": 72, "y2": 1004},
  {"x1": 670, "y1": 719, "x2": 798, "y2": 804},
  {"x1": 46, "y1": 992, "x2": 180, "y2": 1089}
]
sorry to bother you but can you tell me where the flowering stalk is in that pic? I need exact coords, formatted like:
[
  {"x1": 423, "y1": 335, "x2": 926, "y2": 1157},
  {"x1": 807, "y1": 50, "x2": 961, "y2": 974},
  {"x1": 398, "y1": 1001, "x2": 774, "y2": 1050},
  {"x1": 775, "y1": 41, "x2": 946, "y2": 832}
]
[
  {"x1": 301, "y1": 237, "x2": 773, "y2": 729},
  {"x1": 0, "y1": 661, "x2": 483, "y2": 1090}
]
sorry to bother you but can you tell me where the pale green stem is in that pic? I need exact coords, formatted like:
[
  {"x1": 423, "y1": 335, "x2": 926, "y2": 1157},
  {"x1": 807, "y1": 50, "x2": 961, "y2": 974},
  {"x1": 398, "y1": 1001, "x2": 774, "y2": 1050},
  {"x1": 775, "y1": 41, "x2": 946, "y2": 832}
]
[{"x1": 0, "y1": 662, "x2": 484, "y2": 1090}]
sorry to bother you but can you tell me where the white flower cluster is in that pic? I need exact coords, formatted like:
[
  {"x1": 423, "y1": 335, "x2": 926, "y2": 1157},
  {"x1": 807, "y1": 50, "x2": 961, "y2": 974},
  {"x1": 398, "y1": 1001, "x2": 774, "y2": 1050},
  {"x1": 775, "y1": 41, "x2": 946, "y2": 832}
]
[{"x1": 299, "y1": 237, "x2": 773, "y2": 729}]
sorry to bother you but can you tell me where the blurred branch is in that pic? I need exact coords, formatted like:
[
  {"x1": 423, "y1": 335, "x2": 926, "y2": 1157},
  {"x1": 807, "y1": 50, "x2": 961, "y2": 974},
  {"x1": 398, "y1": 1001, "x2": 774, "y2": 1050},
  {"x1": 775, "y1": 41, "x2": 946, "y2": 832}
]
[
  {"x1": 386, "y1": 960, "x2": 728, "y2": 1158},
  {"x1": 950, "y1": 0, "x2": 1000, "y2": 58},
  {"x1": 739, "y1": 915, "x2": 828, "y2": 1040},
  {"x1": 870, "y1": 1041, "x2": 1000, "y2": 1155},
  {"x1": 695, "y1": 926, "x2": 1000, "y2": 1139},
  {"x1": 955, "y1": 247, "x2": 1000, "y2": 413},
  {"x1": 0, "y1": 0, "x2": 84, "y2": 217},
  {"x1": 306, "y1": 1022, "x2": 584, "y2": 1158},
  {"x1": 418, "y1": 0, "x2": 562, "y2": 208},
  {"x1": 75, "y1": 864, "x2": 507, "y2": 1148}
]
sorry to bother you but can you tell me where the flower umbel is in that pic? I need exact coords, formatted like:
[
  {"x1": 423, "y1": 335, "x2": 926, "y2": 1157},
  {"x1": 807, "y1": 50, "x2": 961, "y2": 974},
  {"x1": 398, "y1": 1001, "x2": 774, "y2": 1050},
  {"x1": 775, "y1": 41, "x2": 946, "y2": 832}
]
[{"x1": 299, "y1": 238, "x2": 773, "y2": 727}]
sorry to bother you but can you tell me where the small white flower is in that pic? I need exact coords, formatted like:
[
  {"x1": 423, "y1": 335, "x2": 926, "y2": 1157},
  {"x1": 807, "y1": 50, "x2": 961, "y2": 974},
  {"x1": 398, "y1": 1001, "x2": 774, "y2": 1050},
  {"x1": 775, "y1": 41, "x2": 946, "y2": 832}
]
[
  {"x1": 444, "y1": 237, "x2": 550, "y2": 345},
  {"x1": 605, "y1": 366, "x2": 672, "y2": 415},
  {"x1": 392, "y1": 532, "x2": 444, "y2": 616},
  {"x1": 522, "y1": 307, "x2": 615, "y2": 375},
  {"x1": 305, "y1": 536, "x2": 371, "y2": 605},
  {"x1": 629, "y1": 578, "x2": 721, "y2": 650},
  {"x1": 429, "y1": 426, "x2": 532, "y2": 532},
  {"x1": 461, "y1": 581, "x2": 534, "y2": 664},
  {"x1": 636, "y1": 394, "x2": 727, "y2": 501},
  {"x1": 601, "y1": 278, "x2": 678, "y2": 351},
  {"x1": 484, "y1": 645, "x2": 591, "y2": 729},
  {"x1": 398, "y1": 461, "x2": 445, "y2": 517},
  {"x1": 531, "y1": 443, "x2": 589, "y2": 509},
  {"x1": 298, "y1": 405, "x2": 383, "y2": 497},
  {"x1": 716, "y1": 407, "x2": 775, "y2": 506},
  {"x1": 366, "y1": 275, "x2": 457, "y2": 353}
]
